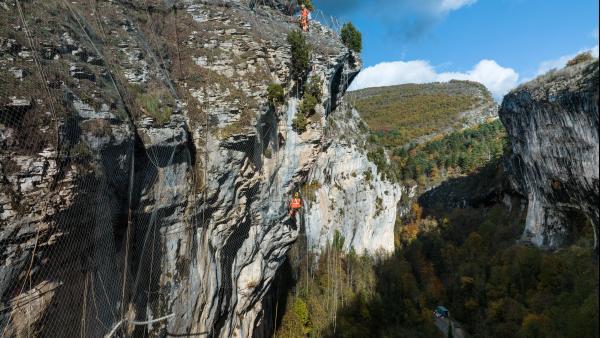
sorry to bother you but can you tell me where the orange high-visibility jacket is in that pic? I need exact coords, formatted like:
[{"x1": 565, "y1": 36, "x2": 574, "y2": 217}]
[
  {"x1": 301, "y1": 8, "x2": 309, "y2": 20},
  {"x1": 290, "y1": 198, "x2": 302, "y2": 209}
]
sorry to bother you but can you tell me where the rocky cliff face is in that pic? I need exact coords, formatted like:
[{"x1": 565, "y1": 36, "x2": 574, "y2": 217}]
[
  {"x1": 304, "y1": 104, "x2": 405, "y2": 255},
  {"x1": 500, "y1": 58, "x2": 599, "y2": 250},
  {"x1": 0, "y1": 0, "x2": 360, "y2": 337}
]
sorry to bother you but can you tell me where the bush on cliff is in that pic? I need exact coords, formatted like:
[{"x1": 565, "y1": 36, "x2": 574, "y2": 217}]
[
  {"x1": 566, "y1": 52, "x2": 594, "y2": 67},
  {"x1": 341, "y1": 22, "x2": 362, "y2": 53},
  {"x1": 292, "y1": 112, "x2": 309, "y2": 133},
  {"x1": 287, "y1": 30, "x2": 311, "y2": 80},
  {"x1": 267, "y1": 83, "x2": 285, "y2": 106},
  {"x1": 297, "y1": 75, "x2": 322, "y2": 115},
  {"x1": 304, "y1": 75, "x2": 323, "y2": 102},
  {"x1": 135, "y1": 88, "x2": 175, "y2": 126},
  {"x1": 298, "y1": 94, "x2": 318, "y2": 116},
  {"x1": 299, "y1": 0, "x2": 314, "y2": 11}
]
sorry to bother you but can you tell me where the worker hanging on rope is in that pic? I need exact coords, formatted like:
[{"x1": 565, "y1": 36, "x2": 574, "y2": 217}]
[
  {"x1": 289, "y1": 191, "x2": 303, "y2": 218},
  {"x1": 300, "y1": 4, "x2": 310, "y2": 32}
]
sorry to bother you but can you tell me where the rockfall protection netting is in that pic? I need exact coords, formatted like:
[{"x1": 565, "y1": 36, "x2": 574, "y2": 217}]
[
  {"x1": 0, "y1": 0, "x2": 352, "y2": 336},
  {"x1": 1, "y1": 1, "x2": 198, "y2": 337}
]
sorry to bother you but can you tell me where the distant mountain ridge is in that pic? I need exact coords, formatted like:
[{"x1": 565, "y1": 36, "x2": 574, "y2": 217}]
[
  {"x1": 350, "y1": 80, "x2": 492, "y2": 100},
  {"x1": 349, "y1": 80, "x2": 498, "y2": 147}
]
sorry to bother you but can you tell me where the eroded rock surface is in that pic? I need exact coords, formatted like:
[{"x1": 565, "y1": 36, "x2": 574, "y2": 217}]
[
  {"x1": 500, "y1": 59, "x2": 599, "y2": 249},
  {"x1": 0, "y1": 0, "x2": 360, "y2": 337},
  {"x1": 304, "y1": 104, "x2": 405, "y2": 255}
]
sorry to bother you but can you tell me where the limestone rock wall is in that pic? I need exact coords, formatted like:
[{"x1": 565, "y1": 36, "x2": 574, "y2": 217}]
[
  {"x1": 0, "y1": 0, "x2": 360, "y2": 337},
  {"x1": 304, "y1": 105, "x2": 405, "y2": 255},
  {"x1": 500, "y1": 59, "x2": 599, "y2": 249}
]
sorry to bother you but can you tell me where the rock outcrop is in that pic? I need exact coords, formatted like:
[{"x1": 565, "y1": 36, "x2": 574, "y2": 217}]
[
  {"x1": 304, "y1": 104, "x2": 405, "y2": 255},
  {"x1": 500, "y1": 58, "x2": 599, "y2": 249},
  {"x1": 0, "y1": 0, "x2": 360, "y2": 337}
]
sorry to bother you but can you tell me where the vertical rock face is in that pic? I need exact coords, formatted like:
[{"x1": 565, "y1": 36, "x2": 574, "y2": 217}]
[
  {"x1": 304, "y1": 105, "x2": 405, "y2": 255},
  {"x1": 0, "y1": 1, "x2": 360, "y2": 337},
  {"x1": 500, "y1": 59, "x2": 599, "y2": 249}
]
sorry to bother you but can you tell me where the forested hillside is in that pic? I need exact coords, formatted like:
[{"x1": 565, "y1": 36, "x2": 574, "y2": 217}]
[
  {"x1": 274, "y1": 75, "x2": 598, "y2": 338},
  {"x1": 275, "y1": 148, "x2": 598, "y2": 338},
  {"x1": 368, "y1": 119, "x2": 506, "y2": 187},
  {"x1": 350, "y1": 80, "x2": 496, "y2": 148}
]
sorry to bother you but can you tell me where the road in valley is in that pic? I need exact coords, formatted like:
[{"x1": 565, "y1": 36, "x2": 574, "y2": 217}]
[{"x1": 434, "y1": 316, "x2": 466, "y2": 338}]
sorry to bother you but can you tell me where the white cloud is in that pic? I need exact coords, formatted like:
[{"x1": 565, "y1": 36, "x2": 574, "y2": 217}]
[
  {"x1": 349, "y1": 60, "x2": 438, "y2": 89},
  {"x1": 536, "y1": 45, "x2": 599, "y2": 76},
  {"x1": 350, "y1": 59, "x2": 519, "y2": 100},
  {"x1": 437, "y1": 60, "x2": 519, "y2": 97},
  {"x1": 439, "y1": 0, "x2": 477, "y2": 12}
]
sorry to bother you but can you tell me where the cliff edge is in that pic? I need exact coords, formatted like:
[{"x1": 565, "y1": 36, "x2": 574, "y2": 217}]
[
  {"x1": 500, "y1": 57, "x2": 599, "y2": 250},
  {"x1": 0, "y1": 0, "x2": 360, "y2": 336}
]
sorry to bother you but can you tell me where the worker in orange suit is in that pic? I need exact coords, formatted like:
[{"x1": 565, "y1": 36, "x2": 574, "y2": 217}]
[
  {"x1": 300, "y1": 4, "x2": 310, "y2": 32},
  {"x1": 289, "y1": 192, "x2": 302, "y2": 218}
]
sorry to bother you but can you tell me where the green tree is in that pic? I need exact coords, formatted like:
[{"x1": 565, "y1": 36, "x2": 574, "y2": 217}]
[
  {"x1": 293, "y1": 297, "x2": 310, "y2": 332},
  {"x1": 333, "y1": 230, "x2": 345, "y2": 251},
  {"x1": 292, "y1": 112, "x2": 309, "y2": 133},
  {"x1": 341, "y1": 22, "x2": 362, "y2": 53},
  {"x1": 287, "y1": 30, "x2": 311, "y2": 79},
  {"x1": 304, "y1": 75, "x2": 323, "y2": 101},
  {"x1": 298, "y1": 93, "x2": 318, "y2": 115},
  {"x1": 299, "y1": 0, "x2": 314, "y2": 11},
  {"x1": 518, "y1": 313, "x2": 551, "y2": 338},
  {"x1": 267, "y1": 83, "x2": 284, "y2": 106}
]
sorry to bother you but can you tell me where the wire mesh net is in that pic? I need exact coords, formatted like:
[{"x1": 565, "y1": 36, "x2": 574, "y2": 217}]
[
  {"x1": 1, "y1": 1, "x2": 202, "y2": 336},
  {"x1": 0, "y1": 0, "x2": 348, "y2": 336}
]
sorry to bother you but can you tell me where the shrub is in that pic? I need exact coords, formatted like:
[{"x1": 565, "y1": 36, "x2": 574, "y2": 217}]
[
  {"x1": 297, "y1": 76, "x2": 322, "y2": 115},
  {"x1": 292, "y1": 112, "x2": 309, "y2": 133},
  {"x1": 375, "y1": 197, "x2": 383, "y2": 217},
  {"x1": 304, "y1": 75, "x2": 322, "y2": 102},
  {"x1": 287, "y1": 30, "x2": 311, "y2": 79},
  {"x1": 293, "y1": 298, "x2": 311, "y2": 334},
  {"x1": 72, "y1": 141, "x2": 94, "y2": 164},
  {"x1": 566, "y1": 52, "x2": 594, "y2": 67},
  {"x1": 71, "y1": 141, "x2": 94, "y2": 169},
  {"x1": 333, "y1": 230, "x2": 345, "y2": 251},
  {"x1": 367, "y1": 147, "x2": 388, "y2": 175},
  {"x1": 299, "y1": 0, "x2": 314, "y2": 11},
  {"x1": 341, "y1": 22, "x2": 362, "y2": 53},
  {"x1": 135, "y1": 89, "x2": 175, "y2": 126},
  {"x1": 364, "y1": 170, "x2": 372, "y2": 182},
  {"x1": 267, "y1": 83, "x2": 285, "y2": 106},
  {"x1": 298, "y1": 94, "x2": 318, "y2": 115}
]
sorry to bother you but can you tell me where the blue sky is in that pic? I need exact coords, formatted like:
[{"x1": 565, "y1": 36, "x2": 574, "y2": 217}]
[{"x1": 314, "y1": 0, "x2": 599, "y2": 99}]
